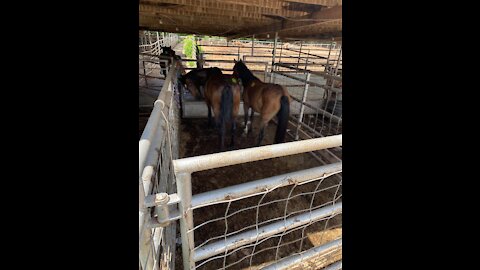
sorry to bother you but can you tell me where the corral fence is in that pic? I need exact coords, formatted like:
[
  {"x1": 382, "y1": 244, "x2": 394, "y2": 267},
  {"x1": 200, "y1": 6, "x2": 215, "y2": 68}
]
[
  {"x1": 140, "y1": 35, "x2": 342, "y2": 270},
  {"x1": 140, "y1": 31, "x2": 179, "y2": 55},
  {"x1": 181, "y1": 37, "x2": 343, "y2": 159},
  {"x1": 139, "y1": 56, "x2": 181, "y2": 270},
  {"x1": 194, "y1": 37, "x2": 341, "y2": 75},
  {"x1": 139, "y1": 32, "x2": 181, "y2": 110}
]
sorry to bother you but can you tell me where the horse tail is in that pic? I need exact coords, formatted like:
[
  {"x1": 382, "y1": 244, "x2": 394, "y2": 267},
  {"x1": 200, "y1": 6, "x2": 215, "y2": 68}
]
[
  {"x1": 275, "y1": 95, "x2": 290, "y2": 144},
  {"x1": 221, "y1": 83, "x2": 233, "y2": 126}
]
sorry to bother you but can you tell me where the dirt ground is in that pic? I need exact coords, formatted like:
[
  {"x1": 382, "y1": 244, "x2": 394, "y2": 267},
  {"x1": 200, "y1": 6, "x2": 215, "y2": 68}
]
[{"x1": 175, "y1": 117, "x2": 342, "y2": 270}]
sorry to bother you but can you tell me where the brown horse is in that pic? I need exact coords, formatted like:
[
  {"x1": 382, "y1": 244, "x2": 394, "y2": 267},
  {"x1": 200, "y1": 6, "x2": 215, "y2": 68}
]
[
  {"x1": 181, "y1": 67, "x2": 242, "y2": 150},
  {"x1": 232, "y1": 60, "x2": 291, "y2": 146}
]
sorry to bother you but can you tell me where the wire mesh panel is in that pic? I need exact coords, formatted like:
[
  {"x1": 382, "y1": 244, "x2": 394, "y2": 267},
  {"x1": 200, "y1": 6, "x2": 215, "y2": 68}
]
[
  {"x1": 173, "y1": 136, "x2": 342, "y2": 270},
  {"x1": 190, "y1": 170, "x2": 342, "y2": 270}
]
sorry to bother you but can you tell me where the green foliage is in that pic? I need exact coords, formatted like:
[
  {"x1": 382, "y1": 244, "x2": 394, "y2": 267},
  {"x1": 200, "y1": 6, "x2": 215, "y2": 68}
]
[{"x1": 183, "y1": 35, "x2": 196, "y2": 68}]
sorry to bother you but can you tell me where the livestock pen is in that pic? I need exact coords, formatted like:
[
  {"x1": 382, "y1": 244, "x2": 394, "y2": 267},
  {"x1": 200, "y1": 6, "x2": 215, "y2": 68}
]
[{"x1": 139, "y1": 2, "x2": 342, "y2": 269}]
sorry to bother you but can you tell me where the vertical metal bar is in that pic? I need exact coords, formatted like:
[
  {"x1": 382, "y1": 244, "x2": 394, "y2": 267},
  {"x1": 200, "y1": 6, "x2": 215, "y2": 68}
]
[
  {"x1": 176, "y1": 172, "x2": 195, "y2": 270},
  {"x1": 334, "y1": 45, "x2": 342, "y2": 76},
  {"x1": 279, "y1": 42, "x2": 283, "y2": 64},
  {"x1": 251, "y1": 35, "x2": 254, "y2": 56},
  {"x1": 271, "y1": 32, "x2": 278, "y2": 67},
  {"x1": 139, "y1": 179, "x2": 154, "y2": 270},
  {"x1": 295, "y1": 72, "x2": 311, "y2": 140},
  {"x1": 270, "y1": 32, "x2": 278, "y2": 83},
  {"x1": 237, "y1": 46, "x2": 240, "y2": 61},
  {"x1": 143, "y1": 60, "x2": 148, "y2": 86},
  {"x1": 304, "y1": 49, "x2": 310, "y2": 72},
  {"x1": 297, "y1": 41, "x2": 303, "y2": 66},
  {"x1": 264, "y1": 62, "x2": 268, "y2": 82},
  {"x1": 326, "y1": 40, "x2": 333, "y2": 74}
]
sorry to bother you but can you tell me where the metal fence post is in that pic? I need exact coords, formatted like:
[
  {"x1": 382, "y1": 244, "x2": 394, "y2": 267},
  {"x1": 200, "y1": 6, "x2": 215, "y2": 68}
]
[
  {"x1": 334, "y1": 45, "x2": 342, "y2": 76},
  {"x1": 304, "y1": 49, "x2": 310, "y2": 71},
  {"x1": 295, "y1": 72, "x2": 311, "y2": 140},
  {"x1": 297, "y1": 41, "x2": 303, "y2": 66},
  {"x1": 272, "y1": 33, "x2": 278, "y2": 62},
  {"x1": 326, "y1": 40, "x2": 333, "y2": 74},
  {"x1": 143, "y1": 59, "x2": 148, "y2": 87},
  {"x1": 176, "y1": 172, "x2": 195, "y2": 270},
  {"x1": 264, "y1": 62, "x2": 268, "y2": 82},
  {"x1": 251, "y1": 35, "x2": 254, "y2": 56}
]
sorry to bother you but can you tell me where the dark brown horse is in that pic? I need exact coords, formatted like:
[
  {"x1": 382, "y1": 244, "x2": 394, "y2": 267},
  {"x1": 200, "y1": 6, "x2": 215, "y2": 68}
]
[
  {"x1": 178, "y1": 67, "x2": 220, "y2": 100},
  {"x1": 180, "y1": 67, "x2": 242, "y2": 150},
  {"x1": 160, "y1": 46, "x2": 181, "y2": 77},
  {"x1": 232, "y1": 60, "x2": 291, "y2": 146}
]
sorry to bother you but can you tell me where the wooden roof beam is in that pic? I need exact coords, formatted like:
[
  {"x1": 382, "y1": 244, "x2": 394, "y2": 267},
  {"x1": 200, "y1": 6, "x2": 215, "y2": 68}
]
[
  {"x1": 226, "y1": 5, "x2": 341, "y2": 39},
  {"x1": 140, "y1": 0, "x2": 307, "y2": 17},
  {"x1": 285, "y1": 0, "x2": 342, "y2": 6},
  {"x1": 139, "y1": 4, "x2": 278, "y2": 21}
]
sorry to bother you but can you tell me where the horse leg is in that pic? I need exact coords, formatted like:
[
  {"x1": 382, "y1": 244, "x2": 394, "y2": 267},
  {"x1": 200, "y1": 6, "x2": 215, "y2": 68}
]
[
  {"x1": 243, "y1": 103, "x2": 250, "y2": 135},
  {"x1": 230, "y1": 120, "x2": 236, "y2": 148},
  {"x1": 257, "y1": 120, "x2": 267, "y2": 147},
  {"x1": 213, "y1": 107, "x2": 225, "y2": 151},
  {"x1": 206, "y1": 99, "x2": 213, "y2": 128},
  {"x1": 208, "y1": 106, "x2": 213, "y2": 128},
  {"x1": 256, "y1": 104, "x2": 278, "y2": 147},
  {"x1": 249, "y1": 107, "x2": 255, "y2": 133}
]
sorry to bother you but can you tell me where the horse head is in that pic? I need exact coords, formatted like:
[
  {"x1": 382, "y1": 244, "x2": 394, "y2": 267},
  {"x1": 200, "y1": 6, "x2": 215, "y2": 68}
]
[{"x1": 180, "y1": 73, "x2": 202, "y2": 100}]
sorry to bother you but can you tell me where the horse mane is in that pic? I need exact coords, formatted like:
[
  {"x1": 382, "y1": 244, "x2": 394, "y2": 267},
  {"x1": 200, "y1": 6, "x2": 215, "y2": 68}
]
[{"x1": 234, "y1": 60, "x2": 258, "y2": 86}]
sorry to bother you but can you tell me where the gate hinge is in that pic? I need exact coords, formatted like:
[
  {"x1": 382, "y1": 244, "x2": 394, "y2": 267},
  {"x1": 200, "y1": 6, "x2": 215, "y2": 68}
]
[{"x1": 144, "y1": 193, "x2": 181, "y2": 228}]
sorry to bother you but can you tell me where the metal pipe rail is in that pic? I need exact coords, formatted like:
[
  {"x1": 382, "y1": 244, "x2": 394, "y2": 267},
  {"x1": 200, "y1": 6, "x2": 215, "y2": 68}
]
[
  {"x1": 284, "y1": 47, "x2": 330, "y2": 59},
  {"x1": 274, "y1": 63, "x2": 342, "y2": 81},
  {"x1": 270, "y1": 71, "x2": 343, "y2": 94},
  {"x1": 290, "y1": 96, "x2": 343, "y2": 123},
  {"x1": 262, "y1": 239, "x2": 342, "y2": 270},
  {"x1": 173, "y1": 135, "x2": 341, "y2": 174},
  {"x1": 180, "y1": 58, "x2": 268, "y2": 65},
  {"x1": 323, "y1": 260, "x2": 342, "y2": 270},
  {"x1": 191, "y1": 162, "x2": 342, "y2": 209}
]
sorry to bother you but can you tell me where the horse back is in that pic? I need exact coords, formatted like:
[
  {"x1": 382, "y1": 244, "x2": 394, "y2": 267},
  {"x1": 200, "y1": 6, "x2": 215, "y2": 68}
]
[{"x1": 244, "y1": 80, "x2": 289, "y2": 112}]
